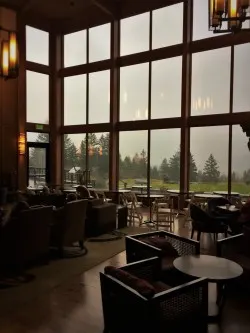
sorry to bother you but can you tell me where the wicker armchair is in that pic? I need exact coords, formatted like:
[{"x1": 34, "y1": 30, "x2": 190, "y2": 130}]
[
  {"x1": 217, "y1": 233, "x2": 250, "y2": 290},
  {"x1": 100, "y1": 257, "x2": 208, "y2": 333},
  {"x1": 126, "y1": 230, "x2": 200, "y2": 264}
]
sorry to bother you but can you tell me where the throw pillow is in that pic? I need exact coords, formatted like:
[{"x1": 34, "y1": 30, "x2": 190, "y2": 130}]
[
  {"x1": 104, "y1": 266, "x2": 155, "y2": 299},
  {"x1": 143, "y1": 237, "x2": 179, "y2": 258}
]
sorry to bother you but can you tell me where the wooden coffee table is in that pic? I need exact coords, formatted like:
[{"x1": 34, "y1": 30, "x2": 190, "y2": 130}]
[{"x1": 174, "y1": 255, "x2": 243, "y2": 321}]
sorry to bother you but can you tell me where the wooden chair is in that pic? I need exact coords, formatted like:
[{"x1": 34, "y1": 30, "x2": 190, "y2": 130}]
[
  {"x1": 121, "y1": 192, "x2": 143, "y2": 226},
  {"x1": 152, "y1": 196, "x2": 175, "y2": 231}
]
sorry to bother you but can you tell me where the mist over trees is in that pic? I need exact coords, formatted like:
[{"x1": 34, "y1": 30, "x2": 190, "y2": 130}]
[{"x1": 29, "y1": 133, "x2": 250, "y2": 186}]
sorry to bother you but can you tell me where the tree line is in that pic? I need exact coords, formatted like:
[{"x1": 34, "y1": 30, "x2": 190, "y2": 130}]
[{"x1": 29, "y1": 132, "x2": 248, "y2": 186}]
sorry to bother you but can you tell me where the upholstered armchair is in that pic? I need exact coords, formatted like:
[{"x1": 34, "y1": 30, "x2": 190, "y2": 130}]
[
  {"x1": 126, "y1": 230, "x2": 200, "y2": 285},
  {"x1": 100, "y1": 257, "x2": 208, "y2": 333},
  {"x1": 0, "y1": 206, "x2": 53, "y2": 272},
  {"x1": 50, "y1": 199, "x2": 88, "y2": 256}
]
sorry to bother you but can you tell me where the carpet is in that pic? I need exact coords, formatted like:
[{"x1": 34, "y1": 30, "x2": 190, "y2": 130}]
[{"x1": 0, "y1": 226, "x2": 145, "y2": 316}]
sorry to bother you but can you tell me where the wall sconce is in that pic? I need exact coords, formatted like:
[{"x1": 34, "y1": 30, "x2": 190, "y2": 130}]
[
  {"x1": 18, "y1": 133, "x2": 26, "y2": 155},
  {"x1": 0, "y1": 29, "x2": 19, "y2": 80}
]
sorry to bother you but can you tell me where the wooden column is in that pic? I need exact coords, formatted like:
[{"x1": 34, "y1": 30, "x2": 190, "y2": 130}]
[
  {"x1": 49, "y1": 28, "x2": 63, "y2": 186},
  {"x1": 180, "y1": 0, "x2": 193, "y2": 202},
  {"x1": 0, "y1": 8, "x2": 20, "y2": 190},
  {"x1": 109, "y1": 19, "x2": 120, "y2": 190}
]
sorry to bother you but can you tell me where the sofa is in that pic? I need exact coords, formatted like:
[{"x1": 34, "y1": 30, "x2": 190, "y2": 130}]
[
  {"x1": 0, "y1": 206, "x2": 53, "y2": 272},
  {"x1": 100, "y1": 256, "x2": 208, "y2": 333},
  {"x1": 50, "y1": 199, "x2": 88, "y2": 256}
]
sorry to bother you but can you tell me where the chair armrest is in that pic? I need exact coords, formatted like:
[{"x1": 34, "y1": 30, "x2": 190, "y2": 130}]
[
  {"x1": 126, "y1": 236, "x2": 162, "y2": 263},
  {"x1": 161, "y1": 230, "x2": 200, "y2": 255},
  {"x1": 217, "y1": 234, "x2": 244, "y2": 257}
]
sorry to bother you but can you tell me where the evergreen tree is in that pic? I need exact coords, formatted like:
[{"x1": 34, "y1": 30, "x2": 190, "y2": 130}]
[
  {"x1": 160, "y1": 158, "x2": 169, "y2": 181},
  {"x1": 202, "y1": 154, "x2": 220, "y2": 182},
  {"x1": 189, "y1": 153, "x2": 198, "y2": 182},
  {"x1": 168, "y1": 150, "x2": 180, "y2": 182},
  {"x1": 151, "y1": 166, "x2": 159, "y2": 179},
  {"x1": 29, "y1": 133, "x2": 49, "y2": 168},
  {"x1": 64, "y1": 134, "x2": 78, "y2": 170}
]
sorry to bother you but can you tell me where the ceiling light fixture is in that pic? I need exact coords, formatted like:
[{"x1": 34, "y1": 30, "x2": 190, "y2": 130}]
[
  {"x1": 0, "y1": 28, "x2": 19, "y2": 80},
  {"x1": 209, "y1": 0, "x2": 250, "y2": 33}
]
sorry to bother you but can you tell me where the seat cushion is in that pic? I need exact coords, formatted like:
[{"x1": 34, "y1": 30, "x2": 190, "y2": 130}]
[
  {"x1": 151, "y1": 281, "x2": 172, "y2": 293},
  {"x1": 142, "y1": 237, "x2": 179, "y2": 258},
  {"x1": 161, "y1": 256, "x2": 175, "y2": 272},
  {"x1": 104, "y1": 266, "x2": 155, "y2": 299}
]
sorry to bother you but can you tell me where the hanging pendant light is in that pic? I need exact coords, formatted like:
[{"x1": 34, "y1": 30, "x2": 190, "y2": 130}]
[
  {"x1": 208, "y1": 0, "x2": 250, "y2": 33},
  {"x1": 0, "y1": 30, "x2": 19, "y2": 80}
]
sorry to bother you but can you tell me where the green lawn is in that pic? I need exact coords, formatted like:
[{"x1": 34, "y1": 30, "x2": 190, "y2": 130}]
[{"x1": 119, "y1": 179, "x2": 250, "y2": 195}]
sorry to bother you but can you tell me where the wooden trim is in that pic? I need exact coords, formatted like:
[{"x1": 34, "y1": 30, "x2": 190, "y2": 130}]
[
  {"x1": 26, "y1": 61, "x2": 51, "y2": 75},
  {"x1": 180, "y1": 0, "x2": 192, "y2": 197},
  {"x1": 86, "y1": 29, "x2": 90, "y2": 174},
  {"x1": 60, "y1": 59, "x2": 112, "y2": 77},
  {"x1": 188, "y1": 112, "x2": 250, "y2": 127},
  {"x1": 109, "y1": 19, "x2": 120, "y2": 190},
  {"x1": 228, "y1": 46, "x2": 234, "y2": 194},
  {"x1": 191, "y1": 31, "x2": 250, "y2": 54},
  {"x1": 26, "y1": 123, "x2": 50, "y2": 133},
  {"x1": 61, "y1": 123, "x2": 113, "y2": 134},
  {"x1": 117, "y1": 118, "x2": 183, "y2": 132}
]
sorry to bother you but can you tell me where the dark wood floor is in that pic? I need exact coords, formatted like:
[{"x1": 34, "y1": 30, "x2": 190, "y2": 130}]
[{"x1": 0, "y1": 216, "x2": 250, "y2": 333}]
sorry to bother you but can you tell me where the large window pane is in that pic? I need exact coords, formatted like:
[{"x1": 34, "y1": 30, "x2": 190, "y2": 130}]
[
  {"x1": 89, "y1": 70, "x2": 110, "y2": 124},
  {"x1": 89, "y1": 24, "x2": 110, "y2": 62},
  {"x1": 193, "y1": 0, "x2": 228, "y2": 40},
  {"x1": 64, "y1": 75, "x2": 86, "y2": 125},
  {"x1": 63, "y1": 134, "x2": 86, "y2": 187},
  {"x1": 27, "y1": 132, "x2": 49, "y2": 143},
  {"x1": 233, "y1": 43, "x2": 250, "y2": 113},
  {"x1": 232, "y1": 125, "x2": 250, "y2": 195},
  {"x1": 26, "y1": 71, "x2": 49, "y2": 124},
  {"x1": 152, "y1": 4, "x2": 183, "y2": 49},
  {"x1": 121, "y1": 13, "x2": 150, "y2": 56},
  {"x1": 150, "y1": 129, "x2": 180, "y2": 190},
  {"x1": 191, "y1": 48, "x2": 230, "y2": 116},
  {"x1": 26, "y1": 26, "x2": 49, "y2": 65},
  {"x1": 64, "y1": 30, "x2": 86, "y2": 67},
  {"x1": 190, "y1": 126, "x2": 229, "y2": 192},
  {"x1": 88, "y1": 133, "x2": 109, "y2": 189},
  {"x1": 151, "y1": 57, "x2": 182, "y2": 119},
  {"x1": 120, "y1": 63, "x2": 149, "y2": 121},
  {"x1": 119, "y1": 131, "x2": 148, "y2": 188}
]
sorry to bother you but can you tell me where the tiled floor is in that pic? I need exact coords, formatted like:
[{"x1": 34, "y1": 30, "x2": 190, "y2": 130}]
[{"x1": 1, "y1": 215, "x2": 250, "y2": 333}]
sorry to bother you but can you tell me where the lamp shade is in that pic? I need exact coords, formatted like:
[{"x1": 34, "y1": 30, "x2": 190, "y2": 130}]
[
  {"x1": 18, "y1": 133, "x2": 26, "y2": 155},
  {"x1": 1, "y1": 40, "x2": 9, "y2": 79}
]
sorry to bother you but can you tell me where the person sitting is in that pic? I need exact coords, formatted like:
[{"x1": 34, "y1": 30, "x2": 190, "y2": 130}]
[
  {"x1": 1, "y1": 201, "x2": 30, "y2": 228},
  {"x1": 66, "y1": 193, "x2": 77, "y2": 202},
  {"x1": 223, "y1": 199, "x2": 250, "y2": 234}
]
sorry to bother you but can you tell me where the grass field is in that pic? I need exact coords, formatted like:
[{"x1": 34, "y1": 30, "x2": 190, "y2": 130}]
[{"x1": 119, "y1": 179, "x2": 250, "y2": 195}]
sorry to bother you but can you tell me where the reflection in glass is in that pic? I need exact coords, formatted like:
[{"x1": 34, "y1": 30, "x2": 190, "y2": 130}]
[
  {"x1": 119, "y1": 131, "x2": 148, "y2": 188},
  {"x1": 233, "y1": 43, "x2": 250, "y2": 113},
  {"x1": 150, "y1": 129, "x2": 180, "y2": 190},
  {"x1": 89, "y1": 70, "x2": 110, "y2": 124},
  {"x1": 120, "y1": 13, "x2": 150, "y2": 56},
  {"x1": 192, "y1": 48, "x2": 230, "y2": 115},
  {"x1": 88, "y1": 133, "x2": 109, "y2": 189},
  {"x1": 152, "y1": 4, "x2": 183, "y2": 49},
  {"x1": 89, "y1": 24, "x2": 111, "y2": 62},
  {"x1": 26, "y1": 26, "x2": 49, "y2": 65},
  {"x1": 26, "y1": 71, "x2": 49, "y2": 124},
  {"x1": 190, "y1": 126, "x2": 229, "y2": 192},
  {"x1": 64, "y1": 75, "x2": 86, "y2": 125},
  {"x1": 64, "y1": 30, "x2": 86, "y2": 67},
  {"x1": 120, "y1": 63, "x2": 149, "y2": 121},
  {"x1": 232, "y1": 126, "x2": 250, "y2": 194},
  {"x1": 151, "y1": 57, "x2": 182, "y2": 119},
  {"x1": 27, "y1": 132, "x2": 49, "y2": 143}
]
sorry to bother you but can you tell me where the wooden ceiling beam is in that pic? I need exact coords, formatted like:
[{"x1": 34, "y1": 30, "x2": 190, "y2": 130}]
[{"x1": 91, "y1": 0, "x2": 119, "y2": 18}]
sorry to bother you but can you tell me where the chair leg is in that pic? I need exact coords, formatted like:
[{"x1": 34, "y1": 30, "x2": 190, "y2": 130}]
[
  {"x1": 197, "y1": 231, "x2": 201, "y2": 241},
  {"x1": 191, "y1": 228, "x2": 194, "y2": 239},
  {"x1": 79, "y1": 240, "x2": 84, "y2": 249},
  {"x1": 224, "y1": 231, "x2": 228, "y2": 238}
]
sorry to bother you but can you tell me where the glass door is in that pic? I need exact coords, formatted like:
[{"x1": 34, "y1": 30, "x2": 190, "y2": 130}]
[{"x1": 27, "y1": 142, "x2": 50, "y2": 188}]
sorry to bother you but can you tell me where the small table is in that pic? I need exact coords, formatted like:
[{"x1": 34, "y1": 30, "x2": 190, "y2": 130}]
[
  {"x1": 132, "y1": 185, "x2": 151, "y2": 194},
  {"x1": 137, "y1": 194, "x2": 164, "y2": 226},
  {"x1": 174, "y1": 255, "x2": 243, "y2": 321},
  {"x1": 194, "y1": 193, "x2": 222, "y2": 199},
  {"x1": 217, "y1": 205, "x2": 240, "y2": 212},
  {"x1": 213, "y1": 191, "x2": 240, "y2": 197}
]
